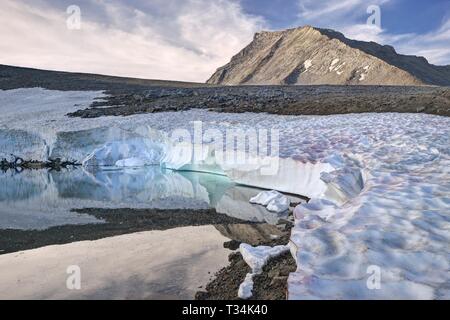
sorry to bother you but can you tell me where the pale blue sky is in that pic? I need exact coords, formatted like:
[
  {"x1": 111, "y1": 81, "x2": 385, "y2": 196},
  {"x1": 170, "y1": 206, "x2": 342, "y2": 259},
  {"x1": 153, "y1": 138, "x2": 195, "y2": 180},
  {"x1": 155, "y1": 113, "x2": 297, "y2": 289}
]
[{"x1": 240, "y1": 0, "x2": 449, "y2": 34}]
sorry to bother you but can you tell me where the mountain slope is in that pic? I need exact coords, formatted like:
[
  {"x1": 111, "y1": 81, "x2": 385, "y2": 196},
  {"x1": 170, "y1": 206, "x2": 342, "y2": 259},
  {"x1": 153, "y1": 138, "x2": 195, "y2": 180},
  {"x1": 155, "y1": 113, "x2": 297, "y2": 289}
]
[
  {"x1": 207, "y1": 26, "x2": 450, "y2": 86},
  {"x1": 0, "y1": 64, "x2": 205, "y2": 91}
]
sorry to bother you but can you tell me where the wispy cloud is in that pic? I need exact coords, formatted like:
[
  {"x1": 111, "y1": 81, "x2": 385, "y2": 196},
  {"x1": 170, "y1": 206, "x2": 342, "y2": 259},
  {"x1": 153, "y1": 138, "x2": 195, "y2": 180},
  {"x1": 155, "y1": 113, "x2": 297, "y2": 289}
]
[
  {"x1": 296, "y1": 0, "x2": 450, "y2": 65},
  {"x1": 393, "y1": 17, "x2": 450, "y2": 65},
  {"x1": 298, "y1": 0, "x2": 389, "y2": 27},
  {"x1": 342, "y1": 20, "x2": 450, "y2": 66},
  {"x1": 0, "y1": 0, "x2": 266, "y2": 82},
  {"x1": 299, "y1": 0, "x2": 367, "y2": 21}
]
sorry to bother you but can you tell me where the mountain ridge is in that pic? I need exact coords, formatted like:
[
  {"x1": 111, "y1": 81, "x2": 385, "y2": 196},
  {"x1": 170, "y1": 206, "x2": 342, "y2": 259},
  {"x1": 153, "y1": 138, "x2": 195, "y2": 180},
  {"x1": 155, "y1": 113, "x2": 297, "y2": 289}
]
[{"x1": 207, "y1": 26, "x2": 450, "y2": 86}]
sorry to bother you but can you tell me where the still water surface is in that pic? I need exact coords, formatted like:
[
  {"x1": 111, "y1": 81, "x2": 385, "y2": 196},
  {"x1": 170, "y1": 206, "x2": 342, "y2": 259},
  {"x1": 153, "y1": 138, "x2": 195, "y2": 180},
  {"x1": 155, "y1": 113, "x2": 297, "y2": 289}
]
[{"x1": 0, "y1": 167, "x2": 300, "y2": 299}]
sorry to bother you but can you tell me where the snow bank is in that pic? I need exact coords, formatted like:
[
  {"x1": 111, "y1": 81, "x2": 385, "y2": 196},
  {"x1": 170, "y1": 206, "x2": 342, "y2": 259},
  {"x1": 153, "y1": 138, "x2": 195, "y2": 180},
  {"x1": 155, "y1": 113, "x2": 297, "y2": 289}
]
[
  {"x1": 1, "y1": 88, "x2": 449, "y2": 299},
  {"x1": 238, "y1": 244, "x2": 290, "y2": 299}
]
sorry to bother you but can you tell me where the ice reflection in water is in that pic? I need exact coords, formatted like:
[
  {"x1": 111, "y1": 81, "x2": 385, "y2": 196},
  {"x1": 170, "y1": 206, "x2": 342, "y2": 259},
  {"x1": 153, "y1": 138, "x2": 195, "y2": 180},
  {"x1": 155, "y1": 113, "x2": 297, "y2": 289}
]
[
  {"x1": 0, "y1": 167, "x2": 302, "y2": 299},
  {"x1": 0, "y1": 167, "x2": 300, "y2": 230}
]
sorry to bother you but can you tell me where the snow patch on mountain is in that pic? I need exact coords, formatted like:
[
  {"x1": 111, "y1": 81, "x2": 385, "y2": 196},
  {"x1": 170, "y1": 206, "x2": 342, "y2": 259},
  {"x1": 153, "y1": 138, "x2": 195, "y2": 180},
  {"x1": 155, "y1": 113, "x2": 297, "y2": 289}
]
[
  {"x1": 329, "y1": 59, "x2": 340, "y2": 71},
  {"x1": 304, "y1": 60, "x2": 313, "y2": 72}
]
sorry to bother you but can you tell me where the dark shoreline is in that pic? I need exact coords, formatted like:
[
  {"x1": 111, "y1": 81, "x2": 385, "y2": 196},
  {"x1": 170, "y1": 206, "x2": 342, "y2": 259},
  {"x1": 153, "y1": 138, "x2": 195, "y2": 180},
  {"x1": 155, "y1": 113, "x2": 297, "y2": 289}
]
[
  {"x1": 1, "y1": 64, "x2": 449, "y2": 118},
  {"x1": 67, "y1": 85, "x2": 450, "y2": 118},
  {"x1": 0, "y1": 156, "x2": 79, "y2": 172},
  {"x1": 1, "y1": 204, "x2": 298, "y2": 300},
  {"x1": 0, "y1": 208, "x2": 259, "y2": 255},
  {"x1": 195, "y1": 215, "x2": 296, "y2": 300}
]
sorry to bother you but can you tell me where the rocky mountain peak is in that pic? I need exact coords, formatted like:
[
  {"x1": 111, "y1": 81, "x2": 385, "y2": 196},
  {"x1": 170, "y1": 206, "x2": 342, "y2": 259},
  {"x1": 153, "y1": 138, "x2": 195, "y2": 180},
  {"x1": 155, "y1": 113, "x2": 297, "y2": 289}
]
[{"x1": 207, "y1": 26, "x2": 450, "y2": 86}]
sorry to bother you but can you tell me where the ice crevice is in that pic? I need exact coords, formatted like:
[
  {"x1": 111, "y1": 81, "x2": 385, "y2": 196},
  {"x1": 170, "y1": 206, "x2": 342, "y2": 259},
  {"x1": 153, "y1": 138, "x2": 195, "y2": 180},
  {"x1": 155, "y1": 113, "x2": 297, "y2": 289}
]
[
  {"x1": 1, "y1": 88, "x2": 449, "y2": 300},
  {"x1": 16, "y1": 127, "x2": 366, "y2": 207}
]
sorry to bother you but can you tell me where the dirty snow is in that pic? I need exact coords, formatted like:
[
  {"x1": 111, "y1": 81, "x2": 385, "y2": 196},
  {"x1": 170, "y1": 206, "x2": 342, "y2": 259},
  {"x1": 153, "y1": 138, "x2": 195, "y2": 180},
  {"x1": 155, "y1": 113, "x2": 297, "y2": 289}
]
[
  {"x1": 1, "y1": 88, "x2": 449, "y2": 299},
  {"x1": 238, "y1": 244, "x2": 290, "y2": 299}
]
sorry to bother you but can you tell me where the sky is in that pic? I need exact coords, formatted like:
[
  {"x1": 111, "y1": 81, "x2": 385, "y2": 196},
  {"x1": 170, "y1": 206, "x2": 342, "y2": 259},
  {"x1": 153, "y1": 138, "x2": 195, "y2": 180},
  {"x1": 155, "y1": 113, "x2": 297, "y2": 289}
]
[{"x1": 0, "y1": 0, "x2": 449, "y2": 82}]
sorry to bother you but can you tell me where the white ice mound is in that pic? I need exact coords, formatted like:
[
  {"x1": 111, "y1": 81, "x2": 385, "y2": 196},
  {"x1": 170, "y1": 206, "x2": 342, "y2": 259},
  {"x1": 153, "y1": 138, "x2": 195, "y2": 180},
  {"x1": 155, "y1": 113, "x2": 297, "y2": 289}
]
[
  {"x1": 266, "y1": 196, "x2": 290, "y2": 213},
  {"x1": 238, "y1": 274, "x2": 255, "y2": 300},
  {"x1": 238, "y1": 243, "x2": 290, "y2": 299},
  {"x1": 215, "y1": 186, "x2": 305, "y2": 224},
  {"x1": 250, "y1": 190, "x2": 281, "y2": 206},
  {"x1": 250, "y1": 190, "x2": 290, "y2": 213}
]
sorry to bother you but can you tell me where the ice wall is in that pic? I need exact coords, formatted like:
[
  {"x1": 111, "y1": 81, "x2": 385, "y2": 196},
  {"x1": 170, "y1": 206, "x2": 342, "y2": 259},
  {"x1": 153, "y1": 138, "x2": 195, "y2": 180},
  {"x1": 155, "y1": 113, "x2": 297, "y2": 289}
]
[{"x1": 0, "y1": 88, "x2": 356, "y2": 203}]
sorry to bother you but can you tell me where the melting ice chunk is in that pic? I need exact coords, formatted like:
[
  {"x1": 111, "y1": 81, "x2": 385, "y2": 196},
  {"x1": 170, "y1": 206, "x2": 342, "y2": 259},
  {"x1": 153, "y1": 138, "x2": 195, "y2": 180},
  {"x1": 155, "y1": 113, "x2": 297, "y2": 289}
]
[
  {"x1": 238, "y1": 243, "x2": 290, "y2": 299},
  {"x1": 266, "y1": 196, "x2": 290, "y2": 213},
  {"x1": 250, "y1": 190, "x2": 290, "y2": 213},
  {"x1": 303, "y1": 59, "x2": 313, "y2": 72},
  {"x1": 238, "y1": 274, "x2": 254, "y2": 300},
  {"x1": 250, "y1": 190, "x2": 281, "y2": 206}
]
